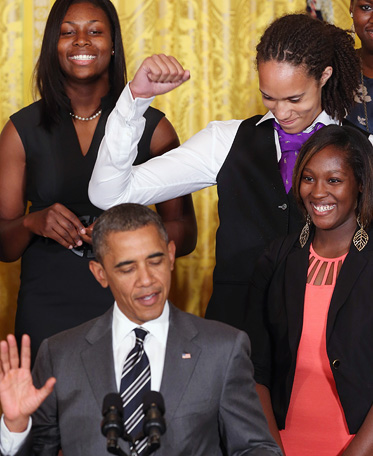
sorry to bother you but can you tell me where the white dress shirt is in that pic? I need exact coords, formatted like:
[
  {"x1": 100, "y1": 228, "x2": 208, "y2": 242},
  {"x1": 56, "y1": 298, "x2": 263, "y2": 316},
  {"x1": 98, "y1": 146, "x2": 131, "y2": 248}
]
[
  {"x1": 88, "y1": 83, "x2": 338, "y2": 210},
  {"x1": 112, "y1": 300, "x2": 169, "y2": 391},
  {"x1": 0, "y1": 301, "x2": 170, "y2": 455}
]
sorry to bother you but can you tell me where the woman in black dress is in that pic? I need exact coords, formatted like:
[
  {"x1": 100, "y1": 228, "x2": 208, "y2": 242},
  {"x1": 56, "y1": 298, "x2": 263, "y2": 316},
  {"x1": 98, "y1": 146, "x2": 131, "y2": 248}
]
[{"x1": 0, "y1": 0, "x2": 196, "y2": 363}]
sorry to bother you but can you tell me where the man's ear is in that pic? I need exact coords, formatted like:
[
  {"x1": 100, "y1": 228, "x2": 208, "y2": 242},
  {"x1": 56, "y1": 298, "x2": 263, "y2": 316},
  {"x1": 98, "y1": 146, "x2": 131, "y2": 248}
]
[
  {"x1": 168, "y1": 240, "x2": 176, "y2": 271},
  {"x1": 89, "y1": 260, "x2": 109, "y2": 288}
]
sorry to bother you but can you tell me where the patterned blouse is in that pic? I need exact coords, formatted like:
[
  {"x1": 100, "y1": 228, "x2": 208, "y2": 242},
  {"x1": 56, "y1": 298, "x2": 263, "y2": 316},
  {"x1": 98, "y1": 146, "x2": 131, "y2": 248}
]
[{"x1": 346, "y1": 74, "x2": 373, "y2": 133}]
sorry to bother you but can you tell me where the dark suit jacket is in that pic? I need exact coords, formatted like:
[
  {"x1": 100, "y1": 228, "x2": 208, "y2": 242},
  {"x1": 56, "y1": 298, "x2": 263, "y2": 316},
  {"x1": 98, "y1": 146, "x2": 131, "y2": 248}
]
[
  {"x1": 14, "y1": 304, "x2": 281, "y2": 456},
  {"x1": 246, "y1": 229, "x2": 373, "y2": 433}
]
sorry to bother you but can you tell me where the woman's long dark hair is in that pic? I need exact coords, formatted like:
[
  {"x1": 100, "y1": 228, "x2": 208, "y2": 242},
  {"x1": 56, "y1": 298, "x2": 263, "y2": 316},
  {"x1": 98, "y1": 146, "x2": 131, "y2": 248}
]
[{"x1": 35, "y1": 0, "x2": 126, "y2": 128}]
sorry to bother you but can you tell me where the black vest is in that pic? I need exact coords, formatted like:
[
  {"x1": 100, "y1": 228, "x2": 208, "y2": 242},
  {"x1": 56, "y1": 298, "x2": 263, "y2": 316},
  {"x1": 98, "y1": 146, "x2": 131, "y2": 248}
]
[
  {"x1": 205, "y1": 116, "x2": 303, "y2": 328},
  {"x1": 214, "y1": 115, "x2": 303, "y2": 282}
]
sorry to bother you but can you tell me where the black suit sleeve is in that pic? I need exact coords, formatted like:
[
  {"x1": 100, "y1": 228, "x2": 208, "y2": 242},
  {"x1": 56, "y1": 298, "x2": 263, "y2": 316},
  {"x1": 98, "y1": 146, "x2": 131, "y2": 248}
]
[{"x1": 244, "y1": 235, "x2": 296, "y2": 388}]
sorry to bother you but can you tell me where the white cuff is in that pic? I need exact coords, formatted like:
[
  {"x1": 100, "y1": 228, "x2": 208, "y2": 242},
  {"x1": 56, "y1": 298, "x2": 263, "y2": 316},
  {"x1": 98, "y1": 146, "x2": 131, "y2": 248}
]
[
  {"x1": 116, "y1": 83, "x2": 155, "y2": 120},
  {"x1": 0, "y1": 415, "x2": 32, "y2": 456}
]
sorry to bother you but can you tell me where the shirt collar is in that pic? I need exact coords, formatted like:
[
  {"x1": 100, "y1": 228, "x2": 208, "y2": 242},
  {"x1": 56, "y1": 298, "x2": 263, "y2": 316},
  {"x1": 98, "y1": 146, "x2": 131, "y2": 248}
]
[
  {"x1": 255, "y1": 110, "x2": 339, "y2": 130},
  {"x1": 112, "y1": 300, "x2": 170, "y2": 350}
]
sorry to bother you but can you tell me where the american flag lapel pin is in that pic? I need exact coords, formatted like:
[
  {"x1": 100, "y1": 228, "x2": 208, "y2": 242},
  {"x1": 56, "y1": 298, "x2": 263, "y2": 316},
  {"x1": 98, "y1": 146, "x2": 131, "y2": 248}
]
[{"x1": 182, "y1": 352, "x2": 191, "y2": 359}]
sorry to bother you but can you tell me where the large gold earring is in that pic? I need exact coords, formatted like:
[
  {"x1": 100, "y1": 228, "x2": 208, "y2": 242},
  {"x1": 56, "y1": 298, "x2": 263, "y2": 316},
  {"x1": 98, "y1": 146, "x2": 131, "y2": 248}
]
[
  {"x1": 353, "y1": 215, "x2": 369, "y2": 251},
  {"x1": 299, "y1": 214, "x2": 311, "y2": 248}
]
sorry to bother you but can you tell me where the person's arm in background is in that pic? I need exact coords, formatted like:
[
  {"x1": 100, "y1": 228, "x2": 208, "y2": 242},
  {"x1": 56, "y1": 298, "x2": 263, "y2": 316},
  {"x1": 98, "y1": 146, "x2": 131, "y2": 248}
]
[
  {"x1": 0, "y1": 121, "x2": 87, "y2": 262},
  {"x1": 343, "y1": 405, "x2": 373, "y2": 455},
  {"x1": 149, "y1": 116, "x2": 197, "y2": 257},
  {"x1": 255, "y1": 384, "x2": 285, "y2": 454}
]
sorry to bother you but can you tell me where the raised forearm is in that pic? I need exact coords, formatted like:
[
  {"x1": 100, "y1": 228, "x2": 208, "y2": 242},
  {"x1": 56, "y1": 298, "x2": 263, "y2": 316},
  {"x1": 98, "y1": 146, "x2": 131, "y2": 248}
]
[{"x1": 88, "y1": 84, "x2": 151, "y2": 209}]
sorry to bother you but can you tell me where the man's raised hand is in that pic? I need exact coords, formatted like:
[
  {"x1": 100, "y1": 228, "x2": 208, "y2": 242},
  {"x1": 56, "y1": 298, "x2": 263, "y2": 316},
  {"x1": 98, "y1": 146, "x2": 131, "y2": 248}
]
[{"x1": 0, "y1": 334, "x2": 55, "y2": 432}]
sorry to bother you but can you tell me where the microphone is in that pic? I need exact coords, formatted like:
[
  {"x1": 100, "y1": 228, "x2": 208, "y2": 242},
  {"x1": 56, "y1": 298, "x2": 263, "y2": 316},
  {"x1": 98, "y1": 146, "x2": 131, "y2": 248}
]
[
  {"x1": 101, "y1": 393, "x2": 125, "y2": 453},
  {"x1": 143, "y1": 391, "x2": 166, "y2": 452}
]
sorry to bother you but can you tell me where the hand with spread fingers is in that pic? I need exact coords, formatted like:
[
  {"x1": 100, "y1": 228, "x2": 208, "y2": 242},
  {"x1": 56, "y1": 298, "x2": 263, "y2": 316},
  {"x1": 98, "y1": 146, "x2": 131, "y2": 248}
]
[
  {"x1": 0, "y1": 334, "x2": 56, "y2": 433},
  {"x1": 129, "y1": 54, "x2": 190, "y2": 99}
]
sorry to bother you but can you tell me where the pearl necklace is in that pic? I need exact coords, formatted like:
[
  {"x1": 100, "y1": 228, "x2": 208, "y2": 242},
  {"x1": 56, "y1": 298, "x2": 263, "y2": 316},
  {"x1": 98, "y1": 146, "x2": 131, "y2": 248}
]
[{"x1": 69, "y1": 108, "x2": 102, "y2": 121}]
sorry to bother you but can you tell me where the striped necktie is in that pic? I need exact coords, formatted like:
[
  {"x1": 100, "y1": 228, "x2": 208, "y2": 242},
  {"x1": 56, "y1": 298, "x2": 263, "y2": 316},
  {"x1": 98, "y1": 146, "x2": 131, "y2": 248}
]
[{"x1": 120, "y1": 327, "x2": 151, "y2": 454}]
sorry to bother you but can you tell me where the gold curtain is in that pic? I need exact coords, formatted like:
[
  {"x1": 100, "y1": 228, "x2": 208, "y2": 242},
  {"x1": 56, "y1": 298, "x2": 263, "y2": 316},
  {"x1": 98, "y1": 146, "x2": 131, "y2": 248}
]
[{"x1": 0, "y1": 0, "x2": 351, "y2": 339}]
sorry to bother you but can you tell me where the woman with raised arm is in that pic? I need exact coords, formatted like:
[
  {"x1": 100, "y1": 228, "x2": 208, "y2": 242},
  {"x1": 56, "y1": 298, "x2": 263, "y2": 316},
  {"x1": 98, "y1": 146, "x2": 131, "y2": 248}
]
[
  {"x1": 89, "y1": 13, "x2": 361, "y2": 332},
  {"x1": 0, "y1": 0, "x2": 196, "y2": 363},
  {"x1": 247, "y1": 125, "x2": 373, "y2": 455}
]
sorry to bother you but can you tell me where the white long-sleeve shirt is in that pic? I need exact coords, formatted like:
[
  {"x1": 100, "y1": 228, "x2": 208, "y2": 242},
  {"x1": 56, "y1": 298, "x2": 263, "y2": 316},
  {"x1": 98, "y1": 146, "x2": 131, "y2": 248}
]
[{"x1": 88, "y1": 83, "x2": 338, "y2": 210}]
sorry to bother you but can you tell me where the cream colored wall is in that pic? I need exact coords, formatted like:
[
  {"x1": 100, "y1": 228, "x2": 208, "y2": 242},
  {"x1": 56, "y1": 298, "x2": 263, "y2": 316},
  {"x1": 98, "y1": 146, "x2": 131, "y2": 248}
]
[{"x1": 0, "y1": 0, "x2": 351, "y2": 338}]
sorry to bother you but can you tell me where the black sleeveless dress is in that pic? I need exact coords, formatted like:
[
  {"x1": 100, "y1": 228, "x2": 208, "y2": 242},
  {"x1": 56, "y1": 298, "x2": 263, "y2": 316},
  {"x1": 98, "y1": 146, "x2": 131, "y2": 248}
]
[{"x1": 10, "y1": 93, "x2": 164, "y2": 362}]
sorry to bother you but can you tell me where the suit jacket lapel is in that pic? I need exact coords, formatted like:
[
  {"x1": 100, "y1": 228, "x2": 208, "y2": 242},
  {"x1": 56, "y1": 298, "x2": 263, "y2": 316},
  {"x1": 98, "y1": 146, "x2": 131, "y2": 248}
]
[
  {"x1": 326, "y1": 241, "x2": 371, "y2": 343},
  {"x1": 160, "y1": 304, "x2": 201, "y2": 420},
  {"x1": 284, "y1": 240, "x2": 309, "y2": 353},
  {"x1": 81, "y1": 308, "x2": 117, "y2": 411}
]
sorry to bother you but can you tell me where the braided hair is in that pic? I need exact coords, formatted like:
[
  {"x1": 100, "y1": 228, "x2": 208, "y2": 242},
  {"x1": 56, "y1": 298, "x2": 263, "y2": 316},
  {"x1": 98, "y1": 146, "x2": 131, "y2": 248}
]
[{"x1": 256, "y1": 14, "x2": 359, "y2": 123}]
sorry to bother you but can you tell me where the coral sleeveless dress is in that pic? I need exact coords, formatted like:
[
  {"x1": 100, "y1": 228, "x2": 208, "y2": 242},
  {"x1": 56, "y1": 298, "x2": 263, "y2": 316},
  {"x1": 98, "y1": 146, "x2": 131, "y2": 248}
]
[{"x1": 280, "y1": 245, "x2": 355, "y2": 455}]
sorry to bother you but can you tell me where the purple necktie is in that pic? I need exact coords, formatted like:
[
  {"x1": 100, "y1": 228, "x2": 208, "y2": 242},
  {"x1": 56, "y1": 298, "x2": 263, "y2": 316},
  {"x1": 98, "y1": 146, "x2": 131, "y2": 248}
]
[{"x1": 273, "y1": 120, "x2": 324, "y2": 193}]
